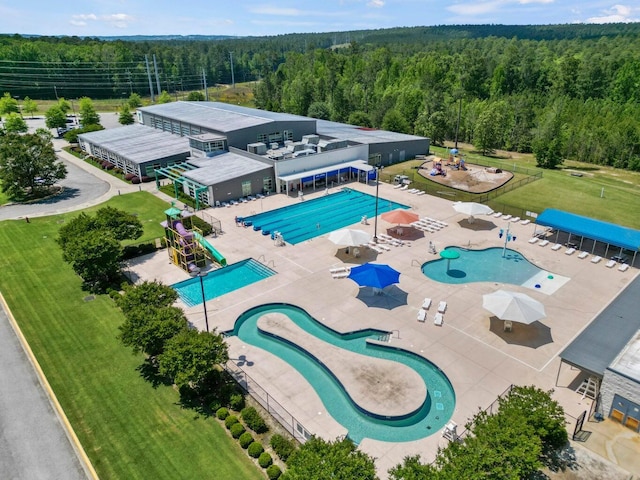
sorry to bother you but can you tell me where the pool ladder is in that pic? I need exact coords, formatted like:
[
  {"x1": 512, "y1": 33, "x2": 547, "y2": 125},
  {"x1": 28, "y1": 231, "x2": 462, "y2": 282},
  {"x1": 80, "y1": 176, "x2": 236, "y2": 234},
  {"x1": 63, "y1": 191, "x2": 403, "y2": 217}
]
[{"x1": 257, "y1": 255, "x2": 276, "y2": 268}]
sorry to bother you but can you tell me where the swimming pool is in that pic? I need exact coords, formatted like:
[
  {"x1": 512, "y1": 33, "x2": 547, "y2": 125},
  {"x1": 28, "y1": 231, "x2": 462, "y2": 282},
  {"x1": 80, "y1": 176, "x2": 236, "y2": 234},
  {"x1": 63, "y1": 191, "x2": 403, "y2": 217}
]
[
  {"x1": 227, "y1": 303, "x2": 455, "y2": 443},
  {"x1": 172, "y1": 259, "x2": 276, "y2": 306},
  {"x1": 241, "y1": 188, "x2": 409, "y2": 245},
  {"x1": 422, "y1": 247, "x2": 564, "y2": 292}
]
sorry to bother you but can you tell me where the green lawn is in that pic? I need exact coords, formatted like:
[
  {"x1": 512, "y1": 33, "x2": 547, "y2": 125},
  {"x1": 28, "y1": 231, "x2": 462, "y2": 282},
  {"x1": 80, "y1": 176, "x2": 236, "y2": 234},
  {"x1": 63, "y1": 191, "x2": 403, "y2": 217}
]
[{"x1": 0, "y1": 192, "x2": 262, "y2": 480}]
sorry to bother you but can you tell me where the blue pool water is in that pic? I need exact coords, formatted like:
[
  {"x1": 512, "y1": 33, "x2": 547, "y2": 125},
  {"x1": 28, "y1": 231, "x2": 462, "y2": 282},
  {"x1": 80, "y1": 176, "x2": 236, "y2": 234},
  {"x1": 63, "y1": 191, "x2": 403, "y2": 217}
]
[
  {"x1": 422, "y1": 247, "x2": 544, "y2": 285},
  {"x1": 242, "y1": 188, "x2": 409, "y2": 244},
  {"x1": 227, "y1": 303, "x2": 455, "y2": 443},
  {"x1": 172, "y1": 259, "x2": 276, "y2": 306}
]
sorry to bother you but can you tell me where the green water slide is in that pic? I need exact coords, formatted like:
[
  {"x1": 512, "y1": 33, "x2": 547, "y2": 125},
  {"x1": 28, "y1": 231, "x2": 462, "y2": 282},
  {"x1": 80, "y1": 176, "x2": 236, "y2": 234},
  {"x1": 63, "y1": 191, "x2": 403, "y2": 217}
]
[{"x1": 193, "y1": 232, "x2": 227, "y2": 267}]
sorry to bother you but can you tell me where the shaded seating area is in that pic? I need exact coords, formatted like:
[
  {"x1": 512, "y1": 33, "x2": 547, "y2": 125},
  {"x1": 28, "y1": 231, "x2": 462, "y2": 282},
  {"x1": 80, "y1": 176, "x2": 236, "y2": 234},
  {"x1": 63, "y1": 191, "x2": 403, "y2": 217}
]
[{"x1": 536, "y1": 209, "x2": 640, "y2": 267}]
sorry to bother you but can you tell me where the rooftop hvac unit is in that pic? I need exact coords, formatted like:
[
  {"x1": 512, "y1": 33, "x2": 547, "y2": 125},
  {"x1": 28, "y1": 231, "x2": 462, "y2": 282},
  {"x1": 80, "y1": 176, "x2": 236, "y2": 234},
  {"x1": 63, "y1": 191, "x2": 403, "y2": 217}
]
[
  {"x1": 302, "y1": 134, "x2": 320, "y2": 145},
  {"x1": 270, "y1": 142, "x2": 279, "y2": 150},
  {"x1": 247, "y1": 142, "x2": 267, "y2": 155}
]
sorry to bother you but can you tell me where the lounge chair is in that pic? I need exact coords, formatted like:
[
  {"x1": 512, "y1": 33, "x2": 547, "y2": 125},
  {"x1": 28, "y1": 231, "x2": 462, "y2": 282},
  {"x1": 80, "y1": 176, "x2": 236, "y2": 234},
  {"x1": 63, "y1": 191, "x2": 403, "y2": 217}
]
[
  {"x1": 400, "y1": 185, "x2": 409, "y2": 191},
  {"x1": 528, "y1": 237, "x2": 538, "y2": 244},
  {"x1": 538, "y1": 240, "x2": 549, "y2": 247},
  {"x1": 332, "y1": 270, "x2": 350, "y2": 279},
  {"x1": 438, "y1": 301, "x2": 447, "y2": 313},
  {"x1": 256, "y1": 193, "x2": 265, "y2": 199},
  {"x1": 368, "y1": 244, "x2": 384, "y2": 254},
  {"x1": 565, "y1": 248, "x2": 576, "y2": 255},
  {"x1": 578, "y1": 251, "x2": 589, "y2": 259},
  {"x1": 520, "y1": 219, "x2": 531, "y2": 225},
  {"x1": 417, "y1": 309, "x2": 427, "y2": 322},
  {"x1": 591, "y1": 255, "x2": 602, "y2": 264},
  {"x1": 618, "y1": 263, "x2": 630, "y2": 272},
  {"x1": 394, "y1": 183, "x2": 403, "y2": 189},
  {"x1": 433, "y1": 313, "x2": 444, "y2": 326},
  {"x1": 378, "y1": 244, "x2": 391, "y2": 251},
  {"x1": 510, "y1": 216, "x2": 521, "y2": 223},
  {"x1": 330, "y1": 266, "x2": 347, "y2": 274},
  {"x1": 551, "y1": 243, "x2": 562, "y2": 251},
  {"x1": 502, "y1": 214, "x2": 512, "y2": 220},
  {"x1": 422, "y1": 298, "x2": 432, "y2": 310},
  {"x1": 416, "y1": 191, "x2": 426, "y2": 196},
  {"x1": 503, "y1": 320, "x2": 513, "y2": 332},
  {"x1": 493, "y1": 212, "x2": 502, "y2": 218},
  {"x1": 605, "y1": 260, "x2": 617, "y2": 268}
]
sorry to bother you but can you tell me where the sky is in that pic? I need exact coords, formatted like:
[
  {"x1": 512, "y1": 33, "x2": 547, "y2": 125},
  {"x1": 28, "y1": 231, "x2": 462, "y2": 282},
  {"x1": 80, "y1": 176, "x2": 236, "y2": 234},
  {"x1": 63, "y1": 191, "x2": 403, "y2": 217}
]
[{"x1": 1, "y1": 1, "x2": 639, "y2": 37}]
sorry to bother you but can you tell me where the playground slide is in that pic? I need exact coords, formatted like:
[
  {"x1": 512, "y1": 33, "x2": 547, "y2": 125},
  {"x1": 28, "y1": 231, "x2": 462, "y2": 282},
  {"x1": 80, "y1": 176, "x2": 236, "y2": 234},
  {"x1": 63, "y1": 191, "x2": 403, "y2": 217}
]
[
  {"x1": 193, "y1": 231, "x2": 227, "y2": 267},
  {"x1": 173, "y1": 221, "x2": 193, "y2": 239}
]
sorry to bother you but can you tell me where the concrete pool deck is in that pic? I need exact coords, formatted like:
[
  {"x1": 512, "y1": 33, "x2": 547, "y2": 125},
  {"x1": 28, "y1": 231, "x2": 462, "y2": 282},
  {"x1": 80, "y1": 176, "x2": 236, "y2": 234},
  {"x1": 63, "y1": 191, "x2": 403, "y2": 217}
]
[{"x1": 128, "y1": 181, "x2": 640, "y2": 477}]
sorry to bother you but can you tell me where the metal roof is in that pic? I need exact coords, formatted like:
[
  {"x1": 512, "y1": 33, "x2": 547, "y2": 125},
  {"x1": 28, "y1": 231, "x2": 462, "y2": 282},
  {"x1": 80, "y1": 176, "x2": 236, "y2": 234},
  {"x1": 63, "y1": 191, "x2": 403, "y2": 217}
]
[
  {"x1": 316, "y1": 119, "x2": 428, "y2": 144},
  {"x1": 608, "y1": 330, "x2": 640, "y2": 383},
  {"x1": 78, "y1": 124, "x2": 189, "y2": 164},
  {"x1": 183, "y1": 152, "x2": 271, "y2": 186},
  {"x1": 560, "y1": 274, "x2": 640, "y2": 377},
  {"x1": 278, "y1": 160, "x2": 373, "y2": 183},
  {"x1": 536, "y1": 209, "x2": 640, "y2": 252},
  {"x1": 138, "y1": 101, "x2": 315, "y2": 133}
]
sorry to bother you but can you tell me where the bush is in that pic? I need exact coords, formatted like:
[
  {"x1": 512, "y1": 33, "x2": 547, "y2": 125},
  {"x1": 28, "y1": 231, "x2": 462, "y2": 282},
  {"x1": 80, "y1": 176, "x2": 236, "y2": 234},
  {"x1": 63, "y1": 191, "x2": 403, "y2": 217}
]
[
  {"x1": 216, "y1": 407, "x2": 229, "y2": 420},
  {"x1": 258, "y1": 452, "x2": 273, "y2": 468},
  {"x1": 270, "y1": 434, "x2": 296, "y2": 462},
  {"x1": 141, "y1": 175, "x2": 153, "y2": 183},
  {"x1": 230, "y1": 422, "x2": 245, "y2": 439},
  {"x1": 229, "y1": 393, "x2": 245, "y2": 411},
  {"x1": 239, "y1": 431, "x2": 254, "y2": 449},
  {"x1": 131, "y1": 176, "x2": 140, "y2": 184},
  {"x1": 241, "y1": 406, "x2": 268, "y2": 434},
  {"x1": 224, "y1": 415, "x2": 239, "y2": 429},
  {"x1": 124, "y1": 173, "x2": 136, "y2": 181},
  {"x1": 191, "y1": 215, "x2": 213, "y2": 236},
  {"x1": 247, "y1": 441, "x2": 264, "y2": 458},
  {"x1": 266, "y1": 464, "x2": 282, "y2": 480}
]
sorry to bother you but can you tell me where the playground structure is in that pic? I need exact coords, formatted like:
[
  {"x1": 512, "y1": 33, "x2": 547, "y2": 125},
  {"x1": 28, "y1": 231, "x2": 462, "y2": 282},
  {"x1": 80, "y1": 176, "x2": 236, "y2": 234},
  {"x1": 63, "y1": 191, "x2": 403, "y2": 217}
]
[{"x1": 162, "y1": 204, "x2": 227, "y2": 274}]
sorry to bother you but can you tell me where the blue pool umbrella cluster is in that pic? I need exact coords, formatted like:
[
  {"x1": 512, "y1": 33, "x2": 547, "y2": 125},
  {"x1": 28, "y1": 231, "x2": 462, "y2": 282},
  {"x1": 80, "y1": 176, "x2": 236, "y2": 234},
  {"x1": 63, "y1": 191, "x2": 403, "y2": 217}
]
[
  {"x1": 348, "y1": 263, "x2": 401, "y2": 290},
  {"x1": 240, "y1": 188, "x2": 409, "y2": 245}
]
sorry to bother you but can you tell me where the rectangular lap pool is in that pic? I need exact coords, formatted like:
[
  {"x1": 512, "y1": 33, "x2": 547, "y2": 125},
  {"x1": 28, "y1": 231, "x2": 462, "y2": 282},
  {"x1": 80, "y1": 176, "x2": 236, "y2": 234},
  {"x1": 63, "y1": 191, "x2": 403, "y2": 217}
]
[
  {"x1": 242, "y1": 188, "x2": 409, "y2": 244},
  {"x1": 172, "y1": 258, "x2": 276, "y2": 306}
]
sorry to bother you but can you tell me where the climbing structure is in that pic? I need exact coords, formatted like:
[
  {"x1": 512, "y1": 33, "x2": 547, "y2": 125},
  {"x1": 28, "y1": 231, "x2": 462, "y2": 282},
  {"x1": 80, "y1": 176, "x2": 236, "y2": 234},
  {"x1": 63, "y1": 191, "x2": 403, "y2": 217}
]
[{"x1": 162, "y1": 204, "x2": 206, "y2": 274}]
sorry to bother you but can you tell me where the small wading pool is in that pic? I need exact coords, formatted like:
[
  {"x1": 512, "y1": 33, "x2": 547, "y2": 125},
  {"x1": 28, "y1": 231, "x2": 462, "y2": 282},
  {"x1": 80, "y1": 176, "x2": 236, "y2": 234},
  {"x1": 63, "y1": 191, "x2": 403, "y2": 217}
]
[
  {"x1": 172, "y1": 259, "x2": 275, "y2": 307},
  {"x1": 422, "y1": 247, "x2": 566, "y2": 293},
  {"x1": 227, "y1": 303, "x2": 455, "y2": 443},
  {"x1": 241, "y1": 188, "x2": 409, "y2": 245}
]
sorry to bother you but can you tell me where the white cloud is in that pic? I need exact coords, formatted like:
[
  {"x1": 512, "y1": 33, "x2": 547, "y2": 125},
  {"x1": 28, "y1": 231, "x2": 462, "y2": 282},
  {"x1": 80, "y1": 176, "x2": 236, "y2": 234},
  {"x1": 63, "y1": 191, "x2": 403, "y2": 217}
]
[
  {"x1": 69, "y1": 13, "x2": 134, "y2": 29},
  {"x1": 367, "y1": 0, "x2": 385, "y2": 7},
  {"x1": 249, "y1": 6, "x2": 303, "y2": 16},
  {"x1": 518, "y1": 0, "x2": 553, "y2": 4},
  {"x1": 447, "y1": 1, "x2": 503, "y2": 16},
  {"x1": 586, "y1": 4, "x2": 639, "y2": 23}
]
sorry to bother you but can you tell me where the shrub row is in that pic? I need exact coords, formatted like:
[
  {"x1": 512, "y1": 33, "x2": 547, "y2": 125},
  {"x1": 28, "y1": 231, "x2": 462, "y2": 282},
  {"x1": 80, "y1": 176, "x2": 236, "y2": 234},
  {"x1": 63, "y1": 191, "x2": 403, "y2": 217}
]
[
  {"x1": 218, "y1": 404, "x2": 282, "y2": 479},
  {"x1": 269, "y1": 434, "x2": 297, "y2": 463},
  {"x1": 241, "y1": 406, "x2": 268, "y2": 434}
]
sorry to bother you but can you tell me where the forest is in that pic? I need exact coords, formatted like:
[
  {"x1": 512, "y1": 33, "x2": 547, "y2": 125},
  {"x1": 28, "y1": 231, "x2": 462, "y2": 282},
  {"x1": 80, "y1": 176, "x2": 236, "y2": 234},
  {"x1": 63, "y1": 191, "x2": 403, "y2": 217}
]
[{"x1": 1, "y1": 23, "x2": 640, "y2": 169}]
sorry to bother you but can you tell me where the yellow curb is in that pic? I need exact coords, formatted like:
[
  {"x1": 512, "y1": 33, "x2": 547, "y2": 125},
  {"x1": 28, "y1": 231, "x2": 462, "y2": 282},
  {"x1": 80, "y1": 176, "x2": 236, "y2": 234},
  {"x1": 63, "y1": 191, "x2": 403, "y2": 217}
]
[{"x1": 0, "y1": 292, "x2": 99, "y2": 480}]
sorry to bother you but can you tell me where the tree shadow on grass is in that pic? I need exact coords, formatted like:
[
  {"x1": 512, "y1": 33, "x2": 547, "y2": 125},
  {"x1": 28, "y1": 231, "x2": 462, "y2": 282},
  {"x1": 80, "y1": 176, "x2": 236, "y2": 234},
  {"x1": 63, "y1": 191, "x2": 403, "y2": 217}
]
[{"x1": 136, "y1": 358, "x2": 172, "y2": 389}]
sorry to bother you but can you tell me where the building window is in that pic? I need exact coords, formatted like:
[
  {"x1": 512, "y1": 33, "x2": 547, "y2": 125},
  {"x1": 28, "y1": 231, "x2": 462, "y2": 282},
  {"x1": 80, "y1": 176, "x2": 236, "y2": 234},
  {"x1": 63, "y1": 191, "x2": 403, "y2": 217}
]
[
  {"x1": 268, "y1": 132, "x2": 282, "y2": 144},
  {"x1": 283, "y1": 130, "x2": 293, "y2": 141},
  {"x1": 241, "y1": 181, "x2": 252, "y2": 197},
  {"x1": 257, "y1": 133, "x2": 267, "y2": 143},
  {"x1": 263, "y1": 176, "x2": 273, "y2": 193}
]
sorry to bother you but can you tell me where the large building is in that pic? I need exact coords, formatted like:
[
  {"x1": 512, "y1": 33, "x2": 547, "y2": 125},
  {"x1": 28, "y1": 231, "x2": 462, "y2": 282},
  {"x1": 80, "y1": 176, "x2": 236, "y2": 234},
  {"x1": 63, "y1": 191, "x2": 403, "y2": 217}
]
[{"x1": 79, "y1": 101, "x2": 430, "y2": 207}]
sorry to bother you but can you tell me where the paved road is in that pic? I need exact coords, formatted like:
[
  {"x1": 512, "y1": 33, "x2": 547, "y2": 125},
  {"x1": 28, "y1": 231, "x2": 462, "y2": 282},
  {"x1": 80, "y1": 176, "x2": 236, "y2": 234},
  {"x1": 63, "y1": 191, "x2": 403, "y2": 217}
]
[{"x1": 0, "y1": 305, "x2": 87, "y2": 480}]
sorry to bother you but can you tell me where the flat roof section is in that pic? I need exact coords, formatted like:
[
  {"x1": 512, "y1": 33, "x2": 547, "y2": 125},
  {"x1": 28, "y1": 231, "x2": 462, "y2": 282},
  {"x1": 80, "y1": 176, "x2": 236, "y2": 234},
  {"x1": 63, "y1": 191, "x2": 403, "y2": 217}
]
[
  {"x1": 537, "y1": 209, "x2": 640, "y2": 252},
  {"x1": 560, "y1": 273, "x2": 640, "y2": 377},
  {"x1": 608, "y1": 330, "x2": 640, "y2": 383},
  {"x1": 78, "y1": 124, "x2": 189, "y2": 164},
  {"x1": 184, "y1": 152, "x2": 271, "y2": 186},
  {"x1": 139, "y1": 101, "x2": 315, "y2": 133},
  {"x1": 316, "y1": 119, "x2": 428, "y2": 144}
]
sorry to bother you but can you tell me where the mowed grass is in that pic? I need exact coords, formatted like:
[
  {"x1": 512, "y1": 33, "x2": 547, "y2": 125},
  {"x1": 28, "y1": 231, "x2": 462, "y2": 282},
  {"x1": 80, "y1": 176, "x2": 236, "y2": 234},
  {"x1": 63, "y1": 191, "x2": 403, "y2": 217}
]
[
  {"x1": 428, "y1": 145, "x2": 640, "y2": 229},
  {"x1": 0, "y1": 192, "x2": 262, "y2": 480}
]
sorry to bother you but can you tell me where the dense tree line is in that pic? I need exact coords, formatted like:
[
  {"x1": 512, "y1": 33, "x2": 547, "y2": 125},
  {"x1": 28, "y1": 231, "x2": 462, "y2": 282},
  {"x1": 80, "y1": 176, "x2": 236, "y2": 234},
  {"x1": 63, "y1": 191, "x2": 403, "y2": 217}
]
[
  {"x1": 254, "y1": 33, "x2": 640, "y2": 170},
  {"x1": 2, "y1": 24, "x2": 640, "y2": 168}
]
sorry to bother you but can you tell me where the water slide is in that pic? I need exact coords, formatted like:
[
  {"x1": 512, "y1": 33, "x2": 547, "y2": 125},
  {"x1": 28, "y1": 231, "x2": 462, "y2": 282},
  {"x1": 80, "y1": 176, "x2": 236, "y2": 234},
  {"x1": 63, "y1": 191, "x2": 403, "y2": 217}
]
[{"x1": 193, "y1": 231, "x2": 227, "y2": 267}]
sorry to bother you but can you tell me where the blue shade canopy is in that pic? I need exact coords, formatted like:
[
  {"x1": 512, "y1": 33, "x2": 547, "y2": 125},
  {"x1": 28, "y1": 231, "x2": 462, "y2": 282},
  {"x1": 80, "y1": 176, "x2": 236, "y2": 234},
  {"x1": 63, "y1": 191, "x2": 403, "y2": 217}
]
[
  {"x1": 536, "y1": 209, "x2": 640, "y2": 252},
  {"x1": 450, "y1": 148, "x2": 459, "y2": 154},
  {"x1": 348, "y1": 263, "x2": 401, "y2": 289}
]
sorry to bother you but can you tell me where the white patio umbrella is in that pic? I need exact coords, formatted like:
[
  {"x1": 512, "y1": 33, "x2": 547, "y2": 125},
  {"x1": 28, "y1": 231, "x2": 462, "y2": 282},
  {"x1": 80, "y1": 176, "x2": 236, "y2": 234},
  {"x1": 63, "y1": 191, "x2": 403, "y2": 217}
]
[
  {"x1": 453, "y1": 202, "x2": 494, "y2": 222},
  {"x1": 327, "y1": 228, "x2": 372, "y2": 247},
  {"x1": 482, "y1": 290, "x2": 546, "y2": 325}
]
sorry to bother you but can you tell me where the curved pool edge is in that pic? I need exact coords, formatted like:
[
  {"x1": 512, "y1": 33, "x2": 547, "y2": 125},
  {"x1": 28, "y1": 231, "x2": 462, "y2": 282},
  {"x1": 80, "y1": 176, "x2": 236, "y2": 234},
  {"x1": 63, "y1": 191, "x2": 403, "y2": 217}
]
[{"x1": 225, "y1": 302, "x2": 456, "y2": 443}]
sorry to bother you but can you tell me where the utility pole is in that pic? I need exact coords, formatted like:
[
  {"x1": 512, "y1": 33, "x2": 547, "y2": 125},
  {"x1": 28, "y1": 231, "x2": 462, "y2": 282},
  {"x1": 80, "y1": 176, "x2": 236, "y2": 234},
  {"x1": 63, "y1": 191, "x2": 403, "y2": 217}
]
[
  {"x1": 153, "y1": 54, "x2": 161, "y2": 97},
  {"x1": 145, "y1": 55, "x2": 155, "y2": 102},
  {"x1": 229, "y1": 52, "x2": 235, "y2": 88},
  {"x1": 202, "y1": 68, "x2": 208, "y2": 101},
  {"x1": 454, "y1": 96, "x2": 462, "y2": 149}
]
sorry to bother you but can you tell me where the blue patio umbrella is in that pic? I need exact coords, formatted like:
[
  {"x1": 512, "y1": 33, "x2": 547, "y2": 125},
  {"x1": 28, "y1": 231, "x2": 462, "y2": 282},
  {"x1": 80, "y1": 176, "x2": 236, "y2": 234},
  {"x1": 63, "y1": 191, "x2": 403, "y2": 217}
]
[
  {"x1": 348, "y1": 263, "x2": 401, "y2": 290},
  {"x1": 450, "y1": 148, "x2": 459, "y2": 155}
]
